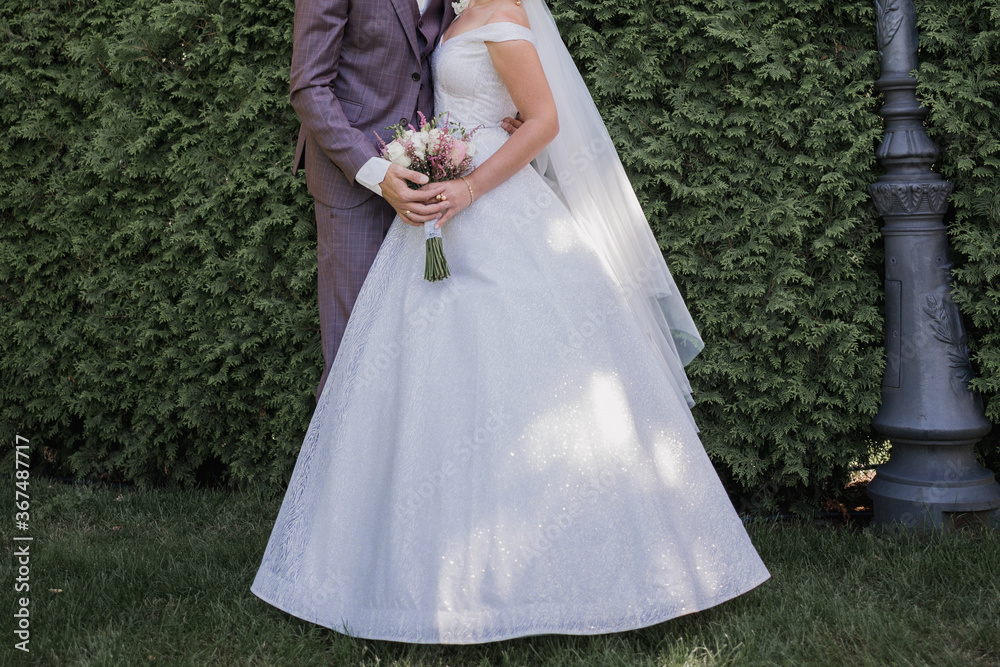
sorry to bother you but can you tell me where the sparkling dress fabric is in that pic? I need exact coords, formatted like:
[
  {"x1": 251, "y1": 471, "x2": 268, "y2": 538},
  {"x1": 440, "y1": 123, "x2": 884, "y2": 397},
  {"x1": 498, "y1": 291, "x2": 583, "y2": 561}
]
[{"x1": 250, "y1": 22, "x2": 770, "y2": 644}]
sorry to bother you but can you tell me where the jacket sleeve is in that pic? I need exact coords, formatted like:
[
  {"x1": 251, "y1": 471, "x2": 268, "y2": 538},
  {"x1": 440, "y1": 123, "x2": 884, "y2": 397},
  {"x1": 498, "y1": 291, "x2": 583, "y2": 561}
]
[{"x1": 289, "y1": 0, "x2": 380, "y2": 184}]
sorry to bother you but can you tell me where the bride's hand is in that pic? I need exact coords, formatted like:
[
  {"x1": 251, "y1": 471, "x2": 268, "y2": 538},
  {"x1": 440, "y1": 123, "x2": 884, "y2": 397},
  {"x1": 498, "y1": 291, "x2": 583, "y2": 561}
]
[{"x1": 432, "y1": 178, "x2": 475, "y2": 229}]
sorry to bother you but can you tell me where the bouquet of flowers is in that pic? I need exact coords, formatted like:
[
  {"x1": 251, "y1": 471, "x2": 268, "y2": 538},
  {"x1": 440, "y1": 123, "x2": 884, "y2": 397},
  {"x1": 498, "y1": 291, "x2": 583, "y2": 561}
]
[{"x1": 378, "y1": 112, "x2": 477, "y2": 282}]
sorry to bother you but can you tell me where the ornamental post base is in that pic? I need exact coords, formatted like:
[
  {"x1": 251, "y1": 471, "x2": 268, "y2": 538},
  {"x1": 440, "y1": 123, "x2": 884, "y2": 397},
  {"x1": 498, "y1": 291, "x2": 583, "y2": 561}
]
[{"x1": 867, "y1": 438, "x2": 1000, "y2": 534}]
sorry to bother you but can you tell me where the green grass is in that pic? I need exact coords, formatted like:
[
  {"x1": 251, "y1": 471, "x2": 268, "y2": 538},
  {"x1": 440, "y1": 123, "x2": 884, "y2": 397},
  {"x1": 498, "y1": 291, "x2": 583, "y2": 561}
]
[{"x1": 3, "y1": 481, "x2": 998, "y2": 666}]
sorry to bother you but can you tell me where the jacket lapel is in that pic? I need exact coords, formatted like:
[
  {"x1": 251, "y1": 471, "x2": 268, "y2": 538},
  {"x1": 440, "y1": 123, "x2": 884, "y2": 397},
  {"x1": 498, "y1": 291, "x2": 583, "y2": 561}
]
[{"x1": 390, "y1": 0, "x2": 421, "y2": 59}]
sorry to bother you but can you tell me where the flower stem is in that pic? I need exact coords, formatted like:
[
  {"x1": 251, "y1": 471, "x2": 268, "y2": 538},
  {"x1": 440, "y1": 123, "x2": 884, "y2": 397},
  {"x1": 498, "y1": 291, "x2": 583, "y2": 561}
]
[{"x1": 424, "y1": 236, "x2": 451, "y2": 282}]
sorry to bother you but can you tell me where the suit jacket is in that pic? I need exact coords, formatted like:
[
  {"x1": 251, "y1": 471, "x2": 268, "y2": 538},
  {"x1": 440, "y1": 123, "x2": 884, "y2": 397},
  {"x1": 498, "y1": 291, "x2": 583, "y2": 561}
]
[{"x1": 290, "y1": 0, "x2": 455, "y2": 209}]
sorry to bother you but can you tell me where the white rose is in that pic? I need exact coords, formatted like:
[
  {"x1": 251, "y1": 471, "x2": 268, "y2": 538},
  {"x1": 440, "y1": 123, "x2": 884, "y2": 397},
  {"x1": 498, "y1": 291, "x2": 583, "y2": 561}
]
[
  {"x1": 410, "y1": 132, "x2": 427, "y2": 160},
  {"x1": 386, "y1": 141, "x2": 411, "y2": 168},
  {"x1": 466, "y1": 141, "x2": 477, "y2": 158}
]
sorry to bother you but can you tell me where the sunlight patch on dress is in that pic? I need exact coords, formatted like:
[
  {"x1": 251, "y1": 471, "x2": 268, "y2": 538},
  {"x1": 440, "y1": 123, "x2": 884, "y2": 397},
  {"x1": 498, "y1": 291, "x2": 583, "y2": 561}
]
[{"x1": 590, "y1": 372, "x2": 636, "y2": 449}]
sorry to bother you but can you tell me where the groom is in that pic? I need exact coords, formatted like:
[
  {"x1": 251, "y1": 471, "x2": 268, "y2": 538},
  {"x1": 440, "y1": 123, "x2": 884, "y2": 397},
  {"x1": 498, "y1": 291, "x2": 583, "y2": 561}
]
[{"x1": 290, "y1": 0, "x2": 457, "y2": 401}]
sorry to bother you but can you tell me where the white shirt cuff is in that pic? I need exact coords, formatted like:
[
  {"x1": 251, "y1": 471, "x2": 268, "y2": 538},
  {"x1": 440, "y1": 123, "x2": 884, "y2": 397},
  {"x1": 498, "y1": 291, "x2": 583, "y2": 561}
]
[{"x1": 356, "y1": 157, "x2": 392, "y2": 197}]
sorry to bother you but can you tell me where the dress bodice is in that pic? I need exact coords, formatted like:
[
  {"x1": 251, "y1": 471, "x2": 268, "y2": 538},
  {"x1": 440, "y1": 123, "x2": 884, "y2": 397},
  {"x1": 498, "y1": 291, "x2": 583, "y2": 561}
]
[{"x1": 432, "y1": 22, "x2": 537, "y2": 140}]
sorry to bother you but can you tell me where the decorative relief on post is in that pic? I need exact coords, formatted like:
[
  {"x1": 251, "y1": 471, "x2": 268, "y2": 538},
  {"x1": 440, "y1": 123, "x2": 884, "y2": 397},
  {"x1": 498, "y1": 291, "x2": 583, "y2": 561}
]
[
  {"x1": 875, "y1": 0, "x2": 904, "y2": 53},
  {"x1": 868, "y1": 181, "x2": 953, "y2": 216},
  {"x1": 923, "y1": 292, "x2": 975, "y2": 393}
]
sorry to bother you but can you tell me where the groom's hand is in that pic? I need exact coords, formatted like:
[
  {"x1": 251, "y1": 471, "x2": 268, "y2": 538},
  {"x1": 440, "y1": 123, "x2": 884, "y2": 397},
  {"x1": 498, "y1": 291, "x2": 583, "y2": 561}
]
[
  {"x1": 500, "y1": 112, "x2": 524, "y2": 135},
  {"x1": 380, "y1": 164, "x2": 449, "y2": 227}
]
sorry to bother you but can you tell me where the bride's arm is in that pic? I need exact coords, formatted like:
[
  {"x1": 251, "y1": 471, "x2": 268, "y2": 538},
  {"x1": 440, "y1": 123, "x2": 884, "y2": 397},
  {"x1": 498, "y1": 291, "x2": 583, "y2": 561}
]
[{"x1": 433, "y1": 27, "x2": 558, "y2": 228}]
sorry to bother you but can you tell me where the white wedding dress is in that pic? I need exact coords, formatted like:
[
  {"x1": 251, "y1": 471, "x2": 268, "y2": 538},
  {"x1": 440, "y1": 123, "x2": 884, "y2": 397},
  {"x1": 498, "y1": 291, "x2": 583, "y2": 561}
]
[{"x1": 251, "y1": 22, "x2": 770, "y2": 644}]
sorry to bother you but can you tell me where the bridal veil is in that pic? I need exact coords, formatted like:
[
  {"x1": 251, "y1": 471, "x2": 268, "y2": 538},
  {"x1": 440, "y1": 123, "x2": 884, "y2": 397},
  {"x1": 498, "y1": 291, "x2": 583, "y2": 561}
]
[{"x1": 522, "y1": 0, "x2": 705, "y2": 412}]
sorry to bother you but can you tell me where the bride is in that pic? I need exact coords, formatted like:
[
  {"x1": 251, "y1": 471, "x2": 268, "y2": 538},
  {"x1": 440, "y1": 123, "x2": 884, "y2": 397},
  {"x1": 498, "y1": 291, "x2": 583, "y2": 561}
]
[{"x1": 251, "y1": 0, "x2": 770, "y2": 644}]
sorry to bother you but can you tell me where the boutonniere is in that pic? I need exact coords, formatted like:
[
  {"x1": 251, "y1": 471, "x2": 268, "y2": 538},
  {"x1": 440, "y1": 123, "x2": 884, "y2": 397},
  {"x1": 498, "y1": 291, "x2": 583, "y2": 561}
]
[{"x1": 452, "y1": 0, "x2": 471, "y2": 15}]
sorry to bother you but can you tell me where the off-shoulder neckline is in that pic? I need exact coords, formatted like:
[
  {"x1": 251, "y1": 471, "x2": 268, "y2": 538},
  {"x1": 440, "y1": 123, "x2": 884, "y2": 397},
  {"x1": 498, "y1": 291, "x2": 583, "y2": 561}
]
[{"x1": 438, "y1": 21, "x2": 532, "y2": 49}]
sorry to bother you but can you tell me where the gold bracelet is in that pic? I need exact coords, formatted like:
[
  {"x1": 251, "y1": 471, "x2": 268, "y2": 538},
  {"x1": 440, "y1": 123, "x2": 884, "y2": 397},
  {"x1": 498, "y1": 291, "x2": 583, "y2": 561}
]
[{"x1": 460, "y1": 176, "x2": 475, "y2": 206}]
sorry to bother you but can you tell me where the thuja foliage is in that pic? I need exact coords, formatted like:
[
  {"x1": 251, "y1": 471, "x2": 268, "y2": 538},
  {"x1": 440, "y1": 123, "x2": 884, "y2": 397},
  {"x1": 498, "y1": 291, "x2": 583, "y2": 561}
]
[
  {"x1": 1, "y1": 0, "x2": 997, "y2": 508},
  {"x1": 1, "y1": 0, "x2": 316, "y2": 488},
  {"x1": 550, "y1": 0, "x2": 885, "y2": 511}
]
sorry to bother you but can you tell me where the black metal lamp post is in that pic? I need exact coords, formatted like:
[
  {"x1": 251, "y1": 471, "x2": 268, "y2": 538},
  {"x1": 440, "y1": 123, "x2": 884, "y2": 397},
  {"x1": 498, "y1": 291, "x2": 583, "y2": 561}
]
[{"x1": 867, "y1": 0, "x2": 1000, "y2": 532}]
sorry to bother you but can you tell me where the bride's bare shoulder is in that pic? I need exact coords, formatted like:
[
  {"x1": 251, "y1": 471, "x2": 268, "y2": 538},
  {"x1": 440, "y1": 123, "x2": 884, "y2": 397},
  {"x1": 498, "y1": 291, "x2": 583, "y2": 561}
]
[{"x1": 484, "y1": 2, "x2": 530, "y2": 30}]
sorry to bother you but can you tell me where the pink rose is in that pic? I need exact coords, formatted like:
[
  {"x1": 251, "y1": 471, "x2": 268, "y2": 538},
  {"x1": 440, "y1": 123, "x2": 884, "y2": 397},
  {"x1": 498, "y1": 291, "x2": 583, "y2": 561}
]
[{"x1": 448, "y1": 140, "x2": 468, "y2": 166}]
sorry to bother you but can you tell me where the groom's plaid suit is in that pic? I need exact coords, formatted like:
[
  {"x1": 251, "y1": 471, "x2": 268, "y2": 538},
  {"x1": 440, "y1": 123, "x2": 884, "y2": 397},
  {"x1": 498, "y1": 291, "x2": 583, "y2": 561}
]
[{"x1": 290, "y1": 0, "x2": 454, "y2": 401}]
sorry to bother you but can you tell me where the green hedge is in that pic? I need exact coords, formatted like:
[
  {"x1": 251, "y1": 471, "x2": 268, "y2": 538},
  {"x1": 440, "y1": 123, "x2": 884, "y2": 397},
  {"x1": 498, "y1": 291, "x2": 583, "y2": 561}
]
[
  {"x1": 1, "y1": 0, "x2": 315, "y2": 488},
  {"x1": 2, "y1": 0, "x2": 997, "y2": 510}
]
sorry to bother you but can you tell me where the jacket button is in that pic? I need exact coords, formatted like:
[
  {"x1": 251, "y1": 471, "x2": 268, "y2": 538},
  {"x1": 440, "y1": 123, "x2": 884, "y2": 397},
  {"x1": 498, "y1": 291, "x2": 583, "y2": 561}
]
[
  {"x1": 412, "y1": 72, "x2": 421, "y2": 81},
  {"x1": 400, "y1": 118, "x2": 408, "y2": 125}
]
